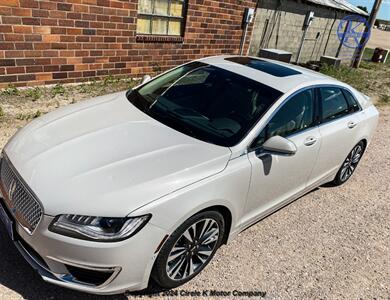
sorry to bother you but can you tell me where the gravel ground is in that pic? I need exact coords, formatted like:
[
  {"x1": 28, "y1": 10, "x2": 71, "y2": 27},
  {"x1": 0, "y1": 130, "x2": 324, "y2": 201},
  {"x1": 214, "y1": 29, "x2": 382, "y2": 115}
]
[{"x1": 0, "y1": 84, "x2": 389, "y2": 299}]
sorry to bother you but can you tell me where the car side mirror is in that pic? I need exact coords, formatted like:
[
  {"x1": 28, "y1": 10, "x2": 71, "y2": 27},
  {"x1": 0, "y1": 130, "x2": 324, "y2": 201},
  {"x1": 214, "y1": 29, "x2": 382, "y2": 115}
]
[
  {"x1": 262, "y1": 135, "x2": 297, "y2": 155},
  {"x1": 141, "y1": 75, "x2": 152, "y2": 84}
]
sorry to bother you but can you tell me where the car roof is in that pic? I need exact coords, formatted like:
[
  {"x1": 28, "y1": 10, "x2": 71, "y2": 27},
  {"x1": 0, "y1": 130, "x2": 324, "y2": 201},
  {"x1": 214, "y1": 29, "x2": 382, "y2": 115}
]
[{"x1": 197, "y1": 55, "x2": 340, "y2": 94}]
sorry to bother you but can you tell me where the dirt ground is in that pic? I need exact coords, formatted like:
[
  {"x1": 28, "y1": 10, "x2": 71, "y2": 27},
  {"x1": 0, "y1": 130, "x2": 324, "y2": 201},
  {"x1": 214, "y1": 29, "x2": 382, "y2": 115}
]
[
  {"x1": 367, "y1": 28, "x2": 390, "y2": 50},
  {"x1": 0, "y1": 67, "x2": 389, "y2": 299}
]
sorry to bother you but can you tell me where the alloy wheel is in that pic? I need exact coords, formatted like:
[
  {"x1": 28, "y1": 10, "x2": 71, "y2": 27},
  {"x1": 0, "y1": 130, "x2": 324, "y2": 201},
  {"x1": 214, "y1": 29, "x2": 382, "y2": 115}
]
[
  {"x1": 166, "y1": 218, "x2": 220, "y2": 281},
  {"x1": 340, "y1": 143, "x2": 363, "y2": 182}
]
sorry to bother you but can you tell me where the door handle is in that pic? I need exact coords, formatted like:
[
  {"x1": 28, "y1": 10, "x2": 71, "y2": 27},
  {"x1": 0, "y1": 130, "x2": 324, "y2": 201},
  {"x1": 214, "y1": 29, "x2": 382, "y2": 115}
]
[
  {"x1": 304, "y1": 136, "x2": 317, "y2": 146},
  {"x1": 348, "y1": 121, "x2": 357, "y2": 129}
]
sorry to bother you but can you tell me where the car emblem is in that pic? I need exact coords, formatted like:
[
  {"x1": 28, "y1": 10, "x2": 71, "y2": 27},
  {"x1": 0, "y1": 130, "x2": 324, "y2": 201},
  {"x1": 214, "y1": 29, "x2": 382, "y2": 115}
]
[{"x1": 8, "y1": 180, "x2": 17, "y2": 204}]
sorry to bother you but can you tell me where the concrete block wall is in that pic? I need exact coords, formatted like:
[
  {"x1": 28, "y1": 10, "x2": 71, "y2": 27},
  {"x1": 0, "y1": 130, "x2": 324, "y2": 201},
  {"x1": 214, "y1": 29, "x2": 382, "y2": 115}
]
[{"x1": 249, "y1": 0, "x2": 361, "y2": 64}]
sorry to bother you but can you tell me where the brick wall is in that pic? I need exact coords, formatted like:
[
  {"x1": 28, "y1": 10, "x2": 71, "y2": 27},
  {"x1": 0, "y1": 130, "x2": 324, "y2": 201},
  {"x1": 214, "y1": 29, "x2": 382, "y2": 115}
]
[
  {"x1": 0, "y1": 0, "x2": 257, "y2": 88},
  {"x1": 249, "y1": 0, "x2": 361, "y2": 63}
]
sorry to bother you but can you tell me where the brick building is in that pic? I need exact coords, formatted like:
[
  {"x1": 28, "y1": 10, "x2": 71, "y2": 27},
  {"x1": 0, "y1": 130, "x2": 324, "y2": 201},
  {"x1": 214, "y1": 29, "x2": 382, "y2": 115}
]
[
  {"x1": 0, "y1": 0, "x2": 257, "y2": 87},
  {"x1": 0, "y1": 0, "x2": 369, "y2": 88}
]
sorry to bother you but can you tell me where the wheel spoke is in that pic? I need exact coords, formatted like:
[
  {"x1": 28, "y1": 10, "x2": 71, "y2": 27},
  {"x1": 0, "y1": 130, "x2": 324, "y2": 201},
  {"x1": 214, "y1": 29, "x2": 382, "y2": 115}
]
[
  {"x1": 203, "y1": 235, "x2": 218, "y2": 245},
  {"x1": 341, "y1": 166, "x2": 348, "y2": 181},
  {"x1": 190, "y1": 223, "x2": 197, "y2": 240},
  {"x1": 188, "y1": 257, "x2": 195, "y2": 276},
  {"x1": 199, "y1": 219, "x2": 210, "y2": 239},
  {"x1": 196, "y1": 253, "x2": 207, "y2": 263},
  {"x1": 352, "y1": 153, "x2": 361, "y2": 163},
  {"x1": 181, "y1": 256, "x2": 190, "y2": 279},
  {"x1": 168, "y1": 247, "x2": 187, "y2": 262},
  {"x1": 201, "y1": 227, "x2": 219, "y2": 245},
  {"x1": 197, "y1": 249, "x2": 213, "y2": 257},
  {"x1": 183, "y1": 229, "x2": 193, "y2": 243},
  {"x1": 169, "y1": 256, "x2": 186, "y2": 279},
  {"x1": 355, "y1": 145, "x2": 361, "y2": 154}
]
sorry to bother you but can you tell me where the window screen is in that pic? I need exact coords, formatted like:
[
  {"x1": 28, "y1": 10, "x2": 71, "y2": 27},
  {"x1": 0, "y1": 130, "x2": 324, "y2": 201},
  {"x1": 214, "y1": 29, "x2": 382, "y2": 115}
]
[{"x1": 137, "y1": 0, "x2": 186, "y2": 36}]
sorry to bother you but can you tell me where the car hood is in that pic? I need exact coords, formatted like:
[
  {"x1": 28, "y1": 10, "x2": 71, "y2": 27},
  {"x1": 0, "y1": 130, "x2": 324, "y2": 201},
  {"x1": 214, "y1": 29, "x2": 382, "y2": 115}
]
[{"x1": 3, "y1": 92, "x2": 231, "y2": 217}]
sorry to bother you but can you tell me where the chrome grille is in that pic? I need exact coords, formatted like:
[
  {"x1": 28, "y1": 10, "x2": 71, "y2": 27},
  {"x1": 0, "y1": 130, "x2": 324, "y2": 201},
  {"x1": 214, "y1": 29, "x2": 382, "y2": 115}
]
[{"x1": 0, "y1": 156, "x2": 43, "y2": 233}]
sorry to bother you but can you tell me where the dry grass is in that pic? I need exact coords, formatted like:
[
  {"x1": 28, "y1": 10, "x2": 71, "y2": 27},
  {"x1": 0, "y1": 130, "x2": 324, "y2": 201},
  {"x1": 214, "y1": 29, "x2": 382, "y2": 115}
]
[
  {"x1": 378, "y1": 94, "x2": 390, "y2": 106},
  {"x1": 320, "y1": 61, "x2": 390, "y2": 102}
]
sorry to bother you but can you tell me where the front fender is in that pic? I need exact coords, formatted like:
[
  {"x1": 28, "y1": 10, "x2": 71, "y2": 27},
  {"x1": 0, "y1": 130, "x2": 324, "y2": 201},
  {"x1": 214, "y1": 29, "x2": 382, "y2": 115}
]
[{"x1": 129, "y1": 156, "x2": 251, "y2": 242}]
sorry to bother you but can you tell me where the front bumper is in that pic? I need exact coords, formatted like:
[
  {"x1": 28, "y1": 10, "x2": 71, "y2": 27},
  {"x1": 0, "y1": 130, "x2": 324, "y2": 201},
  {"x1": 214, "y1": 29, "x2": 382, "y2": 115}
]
[{"x1": 0, "y1": 193, "x2": 168, "y2": 295}]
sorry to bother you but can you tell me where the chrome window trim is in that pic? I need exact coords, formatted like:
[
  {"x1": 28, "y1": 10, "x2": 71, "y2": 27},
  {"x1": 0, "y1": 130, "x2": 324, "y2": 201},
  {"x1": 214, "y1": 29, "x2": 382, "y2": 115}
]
[{"x1": 247, "y1": 84, "x2": 363, "y2": 153}]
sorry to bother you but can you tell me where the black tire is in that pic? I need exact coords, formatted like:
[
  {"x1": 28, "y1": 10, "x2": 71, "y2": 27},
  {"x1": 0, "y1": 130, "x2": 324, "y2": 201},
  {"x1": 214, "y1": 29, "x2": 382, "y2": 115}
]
[
  {"x1": 331, "y1": 140, "x2": 366, "y2": 186},
  {"x1": 152, "y1": 210, "x2": 225, "y2": 289}
]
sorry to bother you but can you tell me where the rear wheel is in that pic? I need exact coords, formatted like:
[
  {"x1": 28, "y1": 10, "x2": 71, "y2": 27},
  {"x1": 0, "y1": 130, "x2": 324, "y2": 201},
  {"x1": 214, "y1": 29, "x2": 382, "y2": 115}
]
[
  {"x1": 332, "y1": 141, "x2": 365, "y2": 186},
  {"x1": 152, "y1": 211, "x2": 224, "y2": 289}
]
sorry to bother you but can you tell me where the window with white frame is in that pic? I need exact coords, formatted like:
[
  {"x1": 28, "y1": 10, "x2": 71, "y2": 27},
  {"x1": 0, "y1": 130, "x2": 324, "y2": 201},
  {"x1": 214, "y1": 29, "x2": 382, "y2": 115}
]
[{"x1": 137, "y1": 0, "x2": 186, "y2": 36}]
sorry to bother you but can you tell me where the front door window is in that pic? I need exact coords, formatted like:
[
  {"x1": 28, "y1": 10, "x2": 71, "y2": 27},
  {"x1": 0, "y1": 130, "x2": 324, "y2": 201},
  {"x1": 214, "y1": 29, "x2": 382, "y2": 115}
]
[{"x1": 252, "y1": 89, "x2": 315, "y2": 148}]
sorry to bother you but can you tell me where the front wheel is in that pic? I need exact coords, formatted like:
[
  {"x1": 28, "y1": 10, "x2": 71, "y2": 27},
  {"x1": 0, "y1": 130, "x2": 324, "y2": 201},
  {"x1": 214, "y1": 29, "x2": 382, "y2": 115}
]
[
  {"x1": 152, "y1": 211, "x2": 225, "y2": 289},
  {"x1": 332, "y1": 141, "x2": 365, "y2": 186}
]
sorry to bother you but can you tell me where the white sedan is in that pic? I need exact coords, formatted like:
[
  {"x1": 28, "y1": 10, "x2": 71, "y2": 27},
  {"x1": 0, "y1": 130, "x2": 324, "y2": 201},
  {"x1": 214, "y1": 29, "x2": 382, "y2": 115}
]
[{"x1": 0, "y1": 56, "x2": 378, "y2": 294}]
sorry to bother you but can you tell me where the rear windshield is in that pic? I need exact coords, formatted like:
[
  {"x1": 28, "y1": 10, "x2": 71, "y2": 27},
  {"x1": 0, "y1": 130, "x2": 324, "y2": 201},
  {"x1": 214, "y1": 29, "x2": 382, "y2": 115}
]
[{"x1": 127, "y1": 62, "x2": 283, "y2": 147}]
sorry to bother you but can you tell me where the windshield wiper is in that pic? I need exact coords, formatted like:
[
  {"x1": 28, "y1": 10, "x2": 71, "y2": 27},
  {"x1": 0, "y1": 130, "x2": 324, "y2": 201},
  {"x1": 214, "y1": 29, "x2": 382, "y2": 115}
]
[{"x1": 150, "y1": 106, "x2": 199, "y2": 137}]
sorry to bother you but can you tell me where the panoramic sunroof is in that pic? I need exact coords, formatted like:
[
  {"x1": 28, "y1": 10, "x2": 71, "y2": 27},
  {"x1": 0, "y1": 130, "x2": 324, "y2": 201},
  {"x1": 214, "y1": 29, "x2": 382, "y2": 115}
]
[{"x1": 225, "y1": 57, "x2": 301, "y2": 77}]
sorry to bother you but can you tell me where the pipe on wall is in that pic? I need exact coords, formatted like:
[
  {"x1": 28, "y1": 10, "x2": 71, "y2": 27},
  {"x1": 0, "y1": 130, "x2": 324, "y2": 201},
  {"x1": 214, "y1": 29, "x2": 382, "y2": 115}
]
[{"x1": 323, "y1": 9, "x2": 338, "y2": 56}]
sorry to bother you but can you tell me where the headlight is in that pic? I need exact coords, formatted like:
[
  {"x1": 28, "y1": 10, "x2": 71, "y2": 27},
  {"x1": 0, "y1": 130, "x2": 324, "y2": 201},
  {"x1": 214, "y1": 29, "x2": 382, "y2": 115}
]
[{"x1": 49, "y1": 214, "x2": 151, "y2": 242}]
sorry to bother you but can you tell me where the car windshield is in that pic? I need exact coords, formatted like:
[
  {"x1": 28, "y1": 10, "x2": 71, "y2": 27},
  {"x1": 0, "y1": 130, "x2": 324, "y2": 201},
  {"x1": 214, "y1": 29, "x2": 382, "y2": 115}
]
[{"x1": 127, "y1": 62, "x2": 283, "y2": 147}]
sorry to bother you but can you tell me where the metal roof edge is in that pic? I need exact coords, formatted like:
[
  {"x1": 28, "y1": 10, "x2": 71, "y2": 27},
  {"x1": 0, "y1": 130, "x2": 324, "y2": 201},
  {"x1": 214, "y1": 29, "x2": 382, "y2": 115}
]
[{"x1": 305, "y1": 0, "x2": 369, "y2": 16}]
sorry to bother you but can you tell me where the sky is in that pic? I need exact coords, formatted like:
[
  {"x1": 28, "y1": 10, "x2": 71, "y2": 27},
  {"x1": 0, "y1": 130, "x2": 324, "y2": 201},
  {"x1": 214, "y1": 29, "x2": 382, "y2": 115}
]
[{"x1": 348, "y1": 0, "x2": 390, "y2": 20}]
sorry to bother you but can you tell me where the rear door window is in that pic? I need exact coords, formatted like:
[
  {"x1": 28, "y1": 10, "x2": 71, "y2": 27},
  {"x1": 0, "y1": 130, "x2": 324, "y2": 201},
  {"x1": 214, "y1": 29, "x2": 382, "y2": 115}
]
[
  {"x1": 342, "y1": 89, "x2": 361, "y2": 113},
  {"x1": 319, "y1": 87, "x2": 350, "y2": 122}
]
